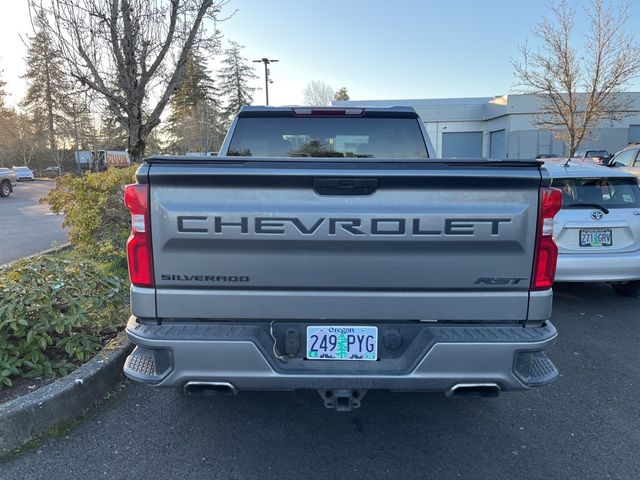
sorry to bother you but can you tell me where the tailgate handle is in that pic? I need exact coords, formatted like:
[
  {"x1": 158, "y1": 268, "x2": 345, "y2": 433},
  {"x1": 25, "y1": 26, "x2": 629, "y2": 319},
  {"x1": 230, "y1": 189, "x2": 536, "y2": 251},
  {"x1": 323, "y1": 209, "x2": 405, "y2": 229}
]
[{"x1": 313, "y1": 178, "x2": 378, "y2": 195}]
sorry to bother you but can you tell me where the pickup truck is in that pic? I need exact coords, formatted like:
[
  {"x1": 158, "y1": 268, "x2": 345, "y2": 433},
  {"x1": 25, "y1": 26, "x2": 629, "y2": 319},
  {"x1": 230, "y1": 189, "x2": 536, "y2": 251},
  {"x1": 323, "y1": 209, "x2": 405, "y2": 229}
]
[
  {"x1": 123, "y1": 106, "x2": 562, "y2": 411},
  {"x1": 0, "y1": 168, "x2": 17, "y2": 197}
]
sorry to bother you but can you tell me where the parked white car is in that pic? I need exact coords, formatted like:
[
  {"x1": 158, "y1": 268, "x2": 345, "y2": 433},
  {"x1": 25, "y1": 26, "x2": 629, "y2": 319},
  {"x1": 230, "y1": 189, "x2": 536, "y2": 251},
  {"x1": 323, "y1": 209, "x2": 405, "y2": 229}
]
[
  {"x1": 547, "y1": 160, "x2": 640, "y2": 296},
  {"x1": 12, "y1": 165, "x2": 35, "y2": 181},
  {"x1": 606, "y1": 143, "x2": 640, "y2": 176}
]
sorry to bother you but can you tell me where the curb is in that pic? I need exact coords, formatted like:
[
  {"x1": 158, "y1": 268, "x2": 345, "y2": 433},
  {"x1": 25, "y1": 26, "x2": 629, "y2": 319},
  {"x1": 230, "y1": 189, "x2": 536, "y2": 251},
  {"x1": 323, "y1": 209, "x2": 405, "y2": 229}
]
[
  {"x1": 0, "y1": 330, "x2": 133, "y2": 455},
  {"x1": 0, "y1": 243, "x2": 71, "y2": 271}
]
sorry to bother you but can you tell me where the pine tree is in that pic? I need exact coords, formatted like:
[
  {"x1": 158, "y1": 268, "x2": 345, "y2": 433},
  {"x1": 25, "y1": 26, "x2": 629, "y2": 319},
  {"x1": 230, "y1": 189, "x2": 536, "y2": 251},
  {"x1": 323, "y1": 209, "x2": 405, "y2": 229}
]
[
  {"x1": 335, "y1": 334, "x2": 349, "y2": 359},
  {"x1": 334, "y1": 87, "x2": 350, "y2": 101},
  {"x1": 218, "y1": 41, "x2": 258, "y2": 120},
  {"x1": 0, "y1": 71, "x2": 7, "y2": 111},
  {"x1": 20, "y1": 28, "x2": 70, "y2": 151},
  {"x1": 166, "y1": 52, "x2": 224, "y2": 153},
  {"x1": 0, "y1": 70, "x2": 14, "y2": 167}
]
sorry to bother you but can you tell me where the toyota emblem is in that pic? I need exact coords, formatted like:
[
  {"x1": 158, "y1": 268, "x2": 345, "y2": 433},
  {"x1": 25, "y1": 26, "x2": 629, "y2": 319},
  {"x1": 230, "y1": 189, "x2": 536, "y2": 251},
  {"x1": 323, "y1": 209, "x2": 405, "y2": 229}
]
[{"x1": 590, "y1": 210, "x2": 604, "y2": 220}]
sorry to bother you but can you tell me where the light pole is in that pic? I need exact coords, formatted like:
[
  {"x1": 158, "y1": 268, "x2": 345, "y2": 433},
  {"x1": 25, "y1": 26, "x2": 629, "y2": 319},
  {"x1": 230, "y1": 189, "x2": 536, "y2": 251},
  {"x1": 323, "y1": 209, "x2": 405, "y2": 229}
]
[{"x1": 253, "y1": 58, "x2": 279, "y2": 105}]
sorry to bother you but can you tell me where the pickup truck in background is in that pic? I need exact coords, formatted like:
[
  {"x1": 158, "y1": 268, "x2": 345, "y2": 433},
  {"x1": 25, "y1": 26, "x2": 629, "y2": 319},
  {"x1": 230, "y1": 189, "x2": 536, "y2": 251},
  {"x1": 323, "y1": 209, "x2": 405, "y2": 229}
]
[
  {"x1": 123, "y1": 106, "x2": 562, "y2": 411},
  {"x1": 0, "y1": 168, "x2": 17, "y2": 197}
]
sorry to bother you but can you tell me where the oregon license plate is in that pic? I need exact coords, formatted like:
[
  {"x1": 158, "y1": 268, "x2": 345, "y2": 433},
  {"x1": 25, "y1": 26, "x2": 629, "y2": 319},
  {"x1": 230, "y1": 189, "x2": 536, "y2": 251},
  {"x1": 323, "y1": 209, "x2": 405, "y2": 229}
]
[
  {"x1": 306, "y1": 326, "x2": 378, "y2": 361},
  {"x1": 579, "y1": 229, "x2": 612, "y2": 247}
]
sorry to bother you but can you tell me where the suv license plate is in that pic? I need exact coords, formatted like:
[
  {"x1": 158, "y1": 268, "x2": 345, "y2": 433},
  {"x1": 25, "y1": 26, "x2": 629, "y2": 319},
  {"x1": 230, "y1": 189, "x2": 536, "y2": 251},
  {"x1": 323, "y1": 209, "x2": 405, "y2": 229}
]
[
  {"x1": 579, "y1": 229, "x2": 612, "y2": 247},
  {"x1": 306, "y1": 326, "x2": 377, "y2": 361}
]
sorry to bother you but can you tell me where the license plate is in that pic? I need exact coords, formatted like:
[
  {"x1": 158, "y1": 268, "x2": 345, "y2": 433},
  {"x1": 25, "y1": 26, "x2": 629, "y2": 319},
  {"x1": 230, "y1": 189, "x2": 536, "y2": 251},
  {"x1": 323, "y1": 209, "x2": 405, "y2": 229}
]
[
  {"x1": 306, "y1": 326, "x2": 378, "y2": 361},
  {"x1": 579, "y1": 229, "x2": 612, "y2": 247}
]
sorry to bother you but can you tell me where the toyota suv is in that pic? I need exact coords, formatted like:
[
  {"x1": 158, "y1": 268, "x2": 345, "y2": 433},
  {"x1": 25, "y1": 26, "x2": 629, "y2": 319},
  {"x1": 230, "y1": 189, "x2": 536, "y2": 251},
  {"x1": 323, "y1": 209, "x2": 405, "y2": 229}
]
[{"x1": 548, "y1": 160, "x2": 640, "y2": 296}]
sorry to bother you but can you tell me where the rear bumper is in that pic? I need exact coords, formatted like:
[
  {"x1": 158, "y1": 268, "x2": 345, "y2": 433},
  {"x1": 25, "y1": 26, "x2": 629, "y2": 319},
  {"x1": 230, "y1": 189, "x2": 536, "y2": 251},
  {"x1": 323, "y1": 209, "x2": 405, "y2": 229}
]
[
  {"x1": 124, "y1": 316, "x2": 559, "y2": 392},
  {"x1": 555, "y1": 250, "x2": 640, "y2": 282}
]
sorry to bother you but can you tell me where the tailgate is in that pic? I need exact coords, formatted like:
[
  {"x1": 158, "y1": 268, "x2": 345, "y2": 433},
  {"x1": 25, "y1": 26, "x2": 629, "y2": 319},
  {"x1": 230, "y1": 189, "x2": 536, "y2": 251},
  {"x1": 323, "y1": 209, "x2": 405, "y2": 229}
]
[{"x1": 146, "y1": 160, "x2": 543, "y2": 321}]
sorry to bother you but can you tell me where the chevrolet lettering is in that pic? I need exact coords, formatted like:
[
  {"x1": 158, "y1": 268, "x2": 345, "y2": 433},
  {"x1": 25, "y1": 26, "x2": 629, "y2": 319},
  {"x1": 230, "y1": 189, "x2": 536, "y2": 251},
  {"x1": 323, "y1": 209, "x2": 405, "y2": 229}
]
[{"x1": 177, "y1": 216, "x2": 512, "y2": 236}]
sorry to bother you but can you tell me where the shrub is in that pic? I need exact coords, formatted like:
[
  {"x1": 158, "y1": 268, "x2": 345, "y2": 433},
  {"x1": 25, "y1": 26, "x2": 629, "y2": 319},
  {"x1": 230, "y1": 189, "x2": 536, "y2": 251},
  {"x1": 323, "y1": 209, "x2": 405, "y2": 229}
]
[
  {"x1": 0, "y1": 251, "x2": 128, "y2": 389},
  {"x1": 43, "y1": 166, "x2": 137, "y2": 265}
]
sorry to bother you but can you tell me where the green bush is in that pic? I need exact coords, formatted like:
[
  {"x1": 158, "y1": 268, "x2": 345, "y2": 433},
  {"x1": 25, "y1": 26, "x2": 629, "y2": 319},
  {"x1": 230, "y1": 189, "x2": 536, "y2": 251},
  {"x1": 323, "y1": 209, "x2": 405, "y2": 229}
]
[
  {"x1": 43, "y1": 166, "x2": 137, "y2": 265},
  {"x1": 0, "y1": 252, "x2": 128, "y2": 389}
]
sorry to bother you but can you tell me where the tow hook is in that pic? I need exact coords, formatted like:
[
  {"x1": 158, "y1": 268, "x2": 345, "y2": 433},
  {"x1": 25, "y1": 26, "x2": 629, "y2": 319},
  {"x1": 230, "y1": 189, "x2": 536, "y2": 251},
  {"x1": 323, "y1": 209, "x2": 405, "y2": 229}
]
[{"x1": 318, "y1": 389, "x2": 367, "y2": 412}]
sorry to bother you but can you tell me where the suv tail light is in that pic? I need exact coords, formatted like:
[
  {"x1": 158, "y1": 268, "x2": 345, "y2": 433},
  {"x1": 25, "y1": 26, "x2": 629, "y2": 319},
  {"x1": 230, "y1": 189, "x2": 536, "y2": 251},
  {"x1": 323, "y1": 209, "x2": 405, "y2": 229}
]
[
  {"x1": 532, "y1": 187, "x2": 562, "y2": 290},
  {"x1": 124, "y1": 184, "x2": 154, "y2": 287}
]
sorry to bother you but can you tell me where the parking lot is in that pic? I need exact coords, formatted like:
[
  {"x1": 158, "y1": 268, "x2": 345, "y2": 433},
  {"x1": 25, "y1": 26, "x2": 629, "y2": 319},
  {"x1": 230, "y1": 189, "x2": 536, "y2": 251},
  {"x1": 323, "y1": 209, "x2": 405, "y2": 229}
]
[
  {"x1": 0, "y1": 180, "x2": 67, "y2": 265},
  {"x1": 1, "y1": 281, "x2": 638, "y2": 480}
]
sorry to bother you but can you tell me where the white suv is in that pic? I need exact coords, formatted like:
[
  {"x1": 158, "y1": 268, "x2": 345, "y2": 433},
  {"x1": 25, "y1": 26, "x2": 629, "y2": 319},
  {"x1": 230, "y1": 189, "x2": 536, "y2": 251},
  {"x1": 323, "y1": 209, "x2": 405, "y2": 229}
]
[
  {"x1": 547, "y1": 160, "x2": 640, "y2": 296},
  {"x1": 606, "y1": 144, "x2": 640, "y2": 177}
]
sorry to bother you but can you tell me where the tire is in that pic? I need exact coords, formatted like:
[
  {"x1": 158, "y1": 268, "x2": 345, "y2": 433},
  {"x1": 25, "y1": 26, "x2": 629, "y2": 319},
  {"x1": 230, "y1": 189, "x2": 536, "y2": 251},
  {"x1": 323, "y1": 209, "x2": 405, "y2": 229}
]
[
  {"x1": 611, "y1": 281, "x2": 640, "y2": 297},
  {"x1": 0, "y1": 180, "x2": 11, "y2": 197}
]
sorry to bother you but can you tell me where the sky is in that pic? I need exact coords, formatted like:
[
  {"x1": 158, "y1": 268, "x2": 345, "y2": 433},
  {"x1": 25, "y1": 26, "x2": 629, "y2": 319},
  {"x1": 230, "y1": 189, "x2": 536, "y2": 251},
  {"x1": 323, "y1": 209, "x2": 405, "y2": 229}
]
[{"x1": 1, "y1": 0, "x2": 639, "y2": 108}]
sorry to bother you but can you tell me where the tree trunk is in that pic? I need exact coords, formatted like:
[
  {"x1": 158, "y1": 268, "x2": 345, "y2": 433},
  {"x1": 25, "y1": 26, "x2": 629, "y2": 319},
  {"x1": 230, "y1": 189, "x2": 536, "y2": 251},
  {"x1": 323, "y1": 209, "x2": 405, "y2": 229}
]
[
  {"x1": 44, "y1": 58, "x2": 56, "y2": 150},
  {"x1": 128, "y1": 136, "x2": 146, "y2": 163}
]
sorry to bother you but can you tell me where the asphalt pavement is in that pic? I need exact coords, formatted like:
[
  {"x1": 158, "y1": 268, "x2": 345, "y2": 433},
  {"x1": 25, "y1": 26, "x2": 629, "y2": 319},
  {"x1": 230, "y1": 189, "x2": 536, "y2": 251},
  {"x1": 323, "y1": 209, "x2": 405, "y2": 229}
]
[
  {"x1": 0, "y1": 180, "x2": 67, "y2": 265},
  {"x1": 1, "y1": 282, "x2": 639, "y2": 479}
]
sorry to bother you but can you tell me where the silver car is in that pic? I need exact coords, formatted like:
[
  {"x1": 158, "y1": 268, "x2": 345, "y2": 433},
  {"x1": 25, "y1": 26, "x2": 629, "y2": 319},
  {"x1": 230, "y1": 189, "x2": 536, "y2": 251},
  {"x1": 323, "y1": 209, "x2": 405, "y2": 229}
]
[
  {"x1": 12, "y1": 165, "x2": 35, "y2": 181},
  {"x1": 547, "y1": 161, "x2": 640, "y2": 296},
  {"x1": 0, "y1": 167, "x2": 17, "y2": 197},
  {"x1": 606, "y1": 143, "x2": 640, "y2": 177}
]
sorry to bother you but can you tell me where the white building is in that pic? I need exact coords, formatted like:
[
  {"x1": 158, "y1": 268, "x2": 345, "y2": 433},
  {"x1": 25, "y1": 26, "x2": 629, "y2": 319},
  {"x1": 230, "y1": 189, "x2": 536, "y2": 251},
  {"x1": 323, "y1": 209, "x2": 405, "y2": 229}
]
[{"x1": 334, "y1": 93, "x2": 640, "y2": 159}]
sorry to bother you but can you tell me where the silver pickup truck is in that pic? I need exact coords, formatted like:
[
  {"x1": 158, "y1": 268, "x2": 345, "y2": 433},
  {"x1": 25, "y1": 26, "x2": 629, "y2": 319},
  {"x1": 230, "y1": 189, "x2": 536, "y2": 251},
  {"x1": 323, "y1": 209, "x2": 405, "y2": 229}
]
[
  {"x1": 0, "y1": 168, "x2": 17, "y2": 197},
  {"x1": 123, "y1": 106, "x2": 562, "y2": 411}
]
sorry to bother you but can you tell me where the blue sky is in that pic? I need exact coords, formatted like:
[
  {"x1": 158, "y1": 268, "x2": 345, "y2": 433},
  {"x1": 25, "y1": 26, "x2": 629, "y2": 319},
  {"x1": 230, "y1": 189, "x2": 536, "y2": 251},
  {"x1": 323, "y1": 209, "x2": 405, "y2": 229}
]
[
  {"x1": 218, "y1": 0, "x2": 640, "y2": 104},
  {"x1": 1, "y1": 0, "x2": 639, "y2": 107}
]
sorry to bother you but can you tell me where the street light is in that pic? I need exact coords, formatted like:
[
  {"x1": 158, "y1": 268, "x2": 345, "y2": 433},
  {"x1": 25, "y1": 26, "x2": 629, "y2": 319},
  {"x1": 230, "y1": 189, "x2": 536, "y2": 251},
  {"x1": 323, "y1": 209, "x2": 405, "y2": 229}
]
[{"x1": 253, "y1": 58, "x2": 279, "y2": 106}]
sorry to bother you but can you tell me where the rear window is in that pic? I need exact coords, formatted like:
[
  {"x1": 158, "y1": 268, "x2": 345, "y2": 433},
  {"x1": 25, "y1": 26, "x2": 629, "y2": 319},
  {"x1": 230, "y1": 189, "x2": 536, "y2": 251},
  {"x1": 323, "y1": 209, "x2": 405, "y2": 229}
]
[
  {"x1": 586, "y1": 150, "x2": 608, "y2": 157},
  {"x1": 553, "y1": 177, "x2": 640, "y2": 209},
  {"x1": 227, "y1": 117, "x2": 429, "y2": 158},
  {"x1": 14, "y1": 167, "x2": 29, "y2": 172}
]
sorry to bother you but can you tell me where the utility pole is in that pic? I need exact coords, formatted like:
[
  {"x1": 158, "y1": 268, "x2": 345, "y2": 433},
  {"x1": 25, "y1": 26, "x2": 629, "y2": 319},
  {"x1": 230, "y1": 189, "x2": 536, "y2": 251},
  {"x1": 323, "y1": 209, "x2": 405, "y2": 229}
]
[{"x1": 253, "y1": 58, "x2": 279, "y2": 105}]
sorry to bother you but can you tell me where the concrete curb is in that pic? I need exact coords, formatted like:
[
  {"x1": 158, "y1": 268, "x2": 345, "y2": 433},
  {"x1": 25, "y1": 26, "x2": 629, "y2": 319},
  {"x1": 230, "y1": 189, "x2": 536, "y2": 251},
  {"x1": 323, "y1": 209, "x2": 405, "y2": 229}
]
[
  {"x1": 0, "y1": 331, "x2": 133, "y2": 455},
  {"x1": 0, "y1": 243, "x2": 71, "y2": 271}
]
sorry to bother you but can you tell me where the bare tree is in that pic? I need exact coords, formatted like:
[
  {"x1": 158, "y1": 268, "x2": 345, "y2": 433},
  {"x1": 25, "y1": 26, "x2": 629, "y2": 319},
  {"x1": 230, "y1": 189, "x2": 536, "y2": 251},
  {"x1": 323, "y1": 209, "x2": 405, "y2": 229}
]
[
  {"x1": 303, "y1": 80, "x2": 334, "y2": 106},
  {"x1": 29, "y1": 0, "x2": 229, "y2": 162},
  {"x1": 511, "y1": 0, "x2": 640, "y2": 158}
]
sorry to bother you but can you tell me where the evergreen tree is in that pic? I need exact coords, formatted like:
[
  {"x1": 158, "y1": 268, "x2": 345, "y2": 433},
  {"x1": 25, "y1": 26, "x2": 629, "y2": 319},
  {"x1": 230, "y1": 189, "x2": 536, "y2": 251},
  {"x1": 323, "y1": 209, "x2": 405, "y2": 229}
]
[
  {"x1": 335, "y1": 334, "x2": 348, "y2": 359},
  {"x1": 166, "y1": 52, "x2": 224, "y2": 153},
  {"x1": 20, "y1": 28, "x2": 70, "y2": 151},
  {"x1": 218, "y1": 41, "x2": 258, "y2": 120},
  {"x1": 0, "y1": 71, "x2": 7, "y2": 111},
  {"x1": 334, "y1": 87, "x2": 350, "y2": 101},
  {"x1": 0, "y1": 70, "x2": 15, "y2": 167}
]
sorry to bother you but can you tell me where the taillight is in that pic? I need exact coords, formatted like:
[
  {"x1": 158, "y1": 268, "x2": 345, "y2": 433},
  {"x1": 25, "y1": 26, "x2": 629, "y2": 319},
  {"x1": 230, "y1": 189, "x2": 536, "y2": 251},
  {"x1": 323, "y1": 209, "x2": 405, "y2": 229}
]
[
  {"x1": 532, "y1": 187, "x2": 562, "y2": 290},
  {"x1": 124, "y1": 184, "x2": 154, "y2": 288}
]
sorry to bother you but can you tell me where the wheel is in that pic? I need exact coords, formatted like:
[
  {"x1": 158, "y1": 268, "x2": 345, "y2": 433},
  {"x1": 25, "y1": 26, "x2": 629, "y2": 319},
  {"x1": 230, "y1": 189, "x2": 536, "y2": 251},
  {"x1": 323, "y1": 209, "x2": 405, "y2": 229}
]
[
  {"x1": 0, "y1": 180, "x2": 11, "y2": 197},
  {"x1": 611, "y1": 281, "x2": 640, "y2": 297}
]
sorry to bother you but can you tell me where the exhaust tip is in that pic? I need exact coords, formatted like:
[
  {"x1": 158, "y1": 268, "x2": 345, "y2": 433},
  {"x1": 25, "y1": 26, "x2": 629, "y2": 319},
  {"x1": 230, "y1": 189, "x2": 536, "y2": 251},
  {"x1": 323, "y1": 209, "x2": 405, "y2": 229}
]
[
  {"x1": 183, "y1": 381, "x2": 238, "y2": 397},
  {"x1": 446, "y1": 383, "x2": 501, "y2": 398}
]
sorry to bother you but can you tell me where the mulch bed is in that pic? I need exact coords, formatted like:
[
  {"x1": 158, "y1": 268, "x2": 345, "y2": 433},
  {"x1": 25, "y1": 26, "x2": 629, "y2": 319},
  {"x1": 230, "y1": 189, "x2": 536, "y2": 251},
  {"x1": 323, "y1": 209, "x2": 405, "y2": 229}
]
[{"x1": 0, "y1": 377, "x2": 56, "y2": 405}]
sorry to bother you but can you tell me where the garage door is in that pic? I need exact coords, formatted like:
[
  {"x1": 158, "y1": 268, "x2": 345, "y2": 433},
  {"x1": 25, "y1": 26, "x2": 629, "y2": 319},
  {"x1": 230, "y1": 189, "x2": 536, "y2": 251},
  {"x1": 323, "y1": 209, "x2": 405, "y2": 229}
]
[
  {"x1": 442, "y1": 131, "x2": 483, "y2": 158},
  {"x1": 629, "y1": 125, "x2": 640, "y2": 144}
]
